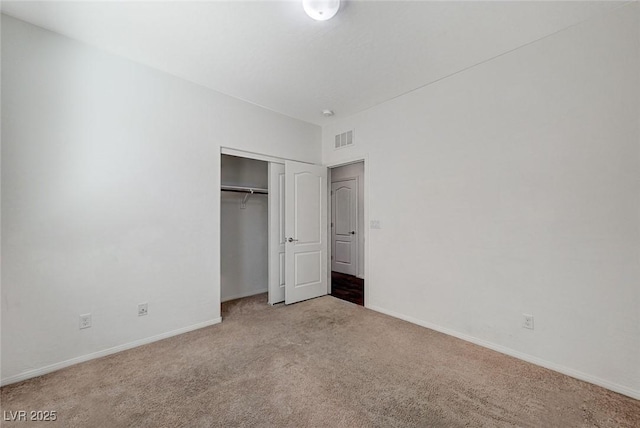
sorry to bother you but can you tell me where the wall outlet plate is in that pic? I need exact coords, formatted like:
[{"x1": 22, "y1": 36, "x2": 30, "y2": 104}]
[
  {"x1": 79, "y1": 313, "x2": 91, "y2": 329},
  {"x1": 138, "y1": 303, "x2": 148, "y2": 317},
  {"x1": 370, "y1": 220, "x2": 381, "y2": 229},
  {"x1": 522, "y1": 313, "x2": 534, "y2": 330}
]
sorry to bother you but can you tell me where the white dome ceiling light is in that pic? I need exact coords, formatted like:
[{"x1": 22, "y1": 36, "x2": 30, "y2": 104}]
[{"x1": 302, "y1": 0, "x2": 340, "y2": 21}]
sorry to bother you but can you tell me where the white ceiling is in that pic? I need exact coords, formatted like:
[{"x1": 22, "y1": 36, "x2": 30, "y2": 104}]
[{"x1": 1, "y1": 1, "x2": 622, "y2": 125}]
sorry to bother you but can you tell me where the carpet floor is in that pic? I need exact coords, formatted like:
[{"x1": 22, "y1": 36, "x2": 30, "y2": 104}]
[{"x1": 1, "y1": 294, "x2": 638, "y2": 427}]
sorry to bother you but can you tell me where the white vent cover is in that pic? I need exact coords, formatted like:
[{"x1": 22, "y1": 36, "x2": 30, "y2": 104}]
[{"x1": 334, "y1": 130, "x2": 354, "y2": 149}]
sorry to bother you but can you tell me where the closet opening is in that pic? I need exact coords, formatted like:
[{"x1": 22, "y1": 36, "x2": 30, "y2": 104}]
[
  {"x1": 329, "y1": 161, "x2": 365, "y2": 306},
  {"x1": 220, "y1": 148, "x2": 330, "y2": 312},
  {"x1": 220, "y1": 154, "x2": 270, "y2": 304}
]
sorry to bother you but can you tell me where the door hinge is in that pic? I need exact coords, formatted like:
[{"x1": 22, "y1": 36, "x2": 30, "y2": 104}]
[{"x1": 331, "y1": 222, "x2": 334, "y2": 227}]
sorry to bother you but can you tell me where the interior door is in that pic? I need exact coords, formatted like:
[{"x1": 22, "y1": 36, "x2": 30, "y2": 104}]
[
  {"x1": 268, "y1": 162, "x2": 285, "y2": 304},
  {"x1": 331, "y1": 179, "x2": 357, "y2": 276},
  {"x1": 284, "y1": 160, "x2": 328, "y2": 304}
]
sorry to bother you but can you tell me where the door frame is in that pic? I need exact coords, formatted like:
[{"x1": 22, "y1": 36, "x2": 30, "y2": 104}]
[
  {"x1": 326, "y1": 156, "x2": 368, "y2": 307},
  {"x1": 219, "y1": 147, "x2": 315, "y2": 316}
]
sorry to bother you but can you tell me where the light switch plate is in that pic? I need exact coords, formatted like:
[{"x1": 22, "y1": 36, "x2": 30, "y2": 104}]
[
  {"x1": 79, "y1": 313, "x2": 91, "y2": 329},
  {"x1": 522, "y1": 314, "x2": 534, "y2": 330},
  {"x1": 138, "y1": 303, "x2": 148, "y2": 316}
]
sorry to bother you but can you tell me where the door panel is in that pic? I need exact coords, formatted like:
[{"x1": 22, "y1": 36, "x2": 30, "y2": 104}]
[
  {"x1": 294, "y1": 173, "x2": 321, "y2": 244},
  {"x1": 285, "y1": 161, "x2": 328, "y2": 304},
  {"x1": 278, "y1": 253, "x2": 285, "y2": 288},
  {"x1": 268, "y1": 163, "x2": 285, "y2": 304},
  {"x1": 294, "y1": 252, "x2": 322, "y2": 286},
  {"x1": 335, "y1": 187, "x2": 352, "y2": 235},
  {"x1": 331, "y1": 179, "x2": 357, "y2": 275},
  {"x1": 335, "y1": 241, "x2": 352, "y2": 263}
]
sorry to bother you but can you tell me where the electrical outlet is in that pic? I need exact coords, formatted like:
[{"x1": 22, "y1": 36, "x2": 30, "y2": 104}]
[
  {"x1": 370, "y1": 220, "x2": 381, "y2": 229},
  {"x1": 138, "y1": 303, "x2": 148, "y2": 317},
  {"x1": 522, "y1": 314, "x2": 534, "y2": 330},
  {"x1": 79, "y1": 313, "x2": 91, "y2": 330}
]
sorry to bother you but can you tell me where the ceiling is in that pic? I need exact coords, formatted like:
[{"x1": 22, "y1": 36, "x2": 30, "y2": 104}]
[{"x1": 1, "y1": 1, "x2": 622, "y2": 125}]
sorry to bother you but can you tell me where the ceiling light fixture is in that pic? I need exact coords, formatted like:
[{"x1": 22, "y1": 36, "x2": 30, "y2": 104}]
[
  {"x1": 322, "y1": 109, "x2": 335, "y2": 117},
  {"x1": 303, "y1": 0, "x2": 340, "y2": 21}
]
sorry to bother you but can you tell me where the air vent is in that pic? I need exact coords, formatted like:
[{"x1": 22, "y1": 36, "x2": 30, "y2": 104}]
[{"x1": 334, "y1": 130, "x2": 354, "y2": 150}]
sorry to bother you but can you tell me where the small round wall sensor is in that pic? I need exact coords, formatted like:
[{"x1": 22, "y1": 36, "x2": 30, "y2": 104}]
[{"x1": 322, "y1": 109, "x2": 335, "y2": 117}]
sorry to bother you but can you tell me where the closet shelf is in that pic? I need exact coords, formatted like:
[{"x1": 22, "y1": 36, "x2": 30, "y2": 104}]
[
  {"x1": 221, "y1": 185, "x2": 268, "y2": 209},
  {"x1": 221, "y1": 185, "x2": 268, "y2": 194}
]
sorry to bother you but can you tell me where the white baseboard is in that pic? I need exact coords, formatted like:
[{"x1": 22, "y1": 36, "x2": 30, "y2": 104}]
[
  {"x1": 368, "y1": 305, "x2": 639, "y2": 400},
  {"x1": 0, "y1": 318, "x2": 222, "y2": 387},
  {"x1": 221, "y1": 288, "x2": 267, "y2": 303}
]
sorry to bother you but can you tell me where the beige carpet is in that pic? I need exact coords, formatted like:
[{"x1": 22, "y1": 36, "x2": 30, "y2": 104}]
[{"x1": 1, "y1": 294, "x2": 638, "y2": 427}]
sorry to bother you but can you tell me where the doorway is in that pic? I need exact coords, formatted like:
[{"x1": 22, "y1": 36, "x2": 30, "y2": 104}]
[{"x1": 329, "y1": 161, "x2": 365, "y2": 306}]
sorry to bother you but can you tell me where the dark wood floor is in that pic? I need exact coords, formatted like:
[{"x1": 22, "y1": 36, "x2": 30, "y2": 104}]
[{"x1": 331, "y1": 271, "x2": 364, "y2": 306}]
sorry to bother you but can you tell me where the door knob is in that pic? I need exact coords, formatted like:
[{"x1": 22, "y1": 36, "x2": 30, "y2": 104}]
[
  {"x1": 287, "y1": 237, "x2": 299, "y2": 243},
  {"x1": 350, "y1": 231, "x2": 356, "y2": 235}
]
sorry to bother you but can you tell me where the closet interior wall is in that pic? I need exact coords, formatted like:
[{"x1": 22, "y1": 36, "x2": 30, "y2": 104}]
[{"x1": 221, "y1": 155, "x2": 269, "y2": 302}]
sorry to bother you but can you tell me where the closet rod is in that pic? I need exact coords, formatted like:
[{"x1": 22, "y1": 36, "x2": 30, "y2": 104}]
[{"x1": 221, "y1": 185, "x2": 268, "y2": 195}]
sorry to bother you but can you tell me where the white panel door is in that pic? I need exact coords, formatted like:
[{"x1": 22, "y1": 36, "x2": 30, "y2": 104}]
[
  {"x1": 331, "y1": 179, "x2": 357, "y2": 276},
  {"x1": 268, "y1": 162, "x2": 285, "y2": 304},
  {"x1": 285, "y1": 161, "x2": 328, "y2": 304}
]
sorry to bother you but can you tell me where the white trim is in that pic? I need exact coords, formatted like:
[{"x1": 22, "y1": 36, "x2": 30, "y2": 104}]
[
  {"x1": 221, "y1": 147, "x2": 314, "y2": 165},
  {"x1": 221, "y1": 147, "x2": 284, "y2": 164},
  {"x1": 325, "y1": 156, "x2": 367, "y2": 169},
  {"x1": 221, "y1": 288, "x2": 268, "y2": 303},
  {"x1": 368, "y1": 305, "x2": 640, "y2": 400},
  {"x1": 0, "y1": 318, "x2": 222, "y2": 387}
]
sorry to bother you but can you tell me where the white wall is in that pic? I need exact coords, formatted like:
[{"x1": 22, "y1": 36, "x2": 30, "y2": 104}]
[
  {"x1": 330, "y1": 162, "x2": 365, "y2": 278},
  {"x1": 322, "y1": 5, "x2": 640, "y2": 398},
  {"x1": 0, "y1": 15, "x2": 320, "y2": 384},
  {"x1": 221, "y1": 155, "x2": 268, "y2": 301}
]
